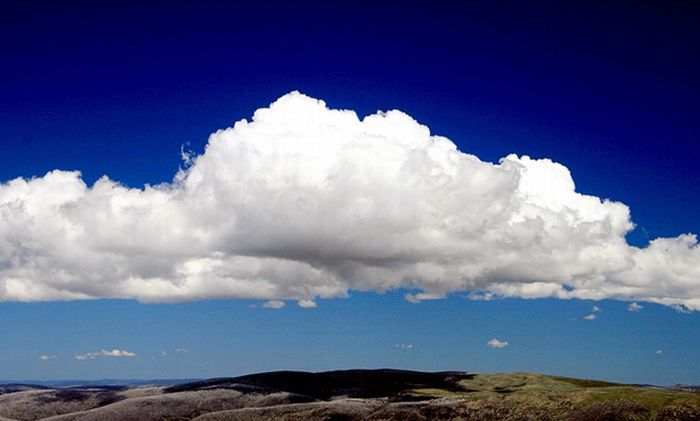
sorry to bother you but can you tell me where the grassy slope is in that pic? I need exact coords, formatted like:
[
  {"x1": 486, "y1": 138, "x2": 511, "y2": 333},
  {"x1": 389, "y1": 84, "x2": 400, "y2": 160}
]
[{"x1": 414, "y1": 372, "x2": 700, "y2": 417}]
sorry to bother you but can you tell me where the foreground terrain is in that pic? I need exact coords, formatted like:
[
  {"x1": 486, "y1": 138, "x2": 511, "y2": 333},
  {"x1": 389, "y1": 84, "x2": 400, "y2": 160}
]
[{"x1": 1, "y1": 370, "x2": 699, "y2": 420}]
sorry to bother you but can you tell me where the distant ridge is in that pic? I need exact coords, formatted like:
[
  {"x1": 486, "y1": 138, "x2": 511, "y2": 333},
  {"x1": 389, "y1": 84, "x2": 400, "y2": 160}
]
[
  {"x1": 0, "y1": 384, "x2": 49, "y2": 395},
  {"x1": 670, "y1": 384, "x2": 700, "y2": 392},
  {"x1": 0, "y1": 378, "x2": 199, "y2": 388}
]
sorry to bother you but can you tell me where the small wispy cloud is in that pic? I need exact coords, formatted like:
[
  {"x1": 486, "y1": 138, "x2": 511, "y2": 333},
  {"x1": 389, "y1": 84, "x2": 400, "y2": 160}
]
[
  {"x1": 39, "y1": 355, "x2": 57, "y2": 361},
  {"x1": 262, "y1": 300, "x2": 285, "y2": 309},
  {"x1": 75, "y1": 349, "x2": 136, "y2": 360},
  {"x1": 487, "y1": 338, "x2": 509, "y2": 349},
  {"x1": 628, "y1": 302, "x2": 643, "y2": 312},
  {"x1": 103, "y1": 349, "x2": 136, "y2": 357},
  {"x1": 404, "y1": 292, "x2": 442, "y2": 304},
  {"x1": 592, "y1": 305, "x2": 602, "y2": 313},
  {"x1": 159, "y1": 348, "x2": 190, "y2": 357},
  {"x1": 583, "y1": 314, "x2": 597, "y2": 321},
  {"x1": 671, "y1": 304, "x2": 690, "y2": 314},
  {"x1": 656, "y1": 349, "x2": 663, "y2": 355},
  {"x1": 298, "y1": 299, "x2": 317, "y2": 308},
  {"x1": 467, "y1": 292, "x2": 494, "y2": 301},
  {"x1": 395, "y1": 343, "x2": 414, "y2": 350}
]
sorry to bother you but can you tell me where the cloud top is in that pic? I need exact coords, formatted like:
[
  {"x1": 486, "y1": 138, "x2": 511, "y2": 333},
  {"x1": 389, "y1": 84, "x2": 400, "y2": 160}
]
[{"x1": 0, "y1": 92, "x2": 698, "y2": 309}]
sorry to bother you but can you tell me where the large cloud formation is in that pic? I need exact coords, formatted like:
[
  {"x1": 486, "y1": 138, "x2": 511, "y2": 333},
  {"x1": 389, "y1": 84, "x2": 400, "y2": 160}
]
[{"x1": 1, "y1": 92, "x2": 699, "y2": 309}]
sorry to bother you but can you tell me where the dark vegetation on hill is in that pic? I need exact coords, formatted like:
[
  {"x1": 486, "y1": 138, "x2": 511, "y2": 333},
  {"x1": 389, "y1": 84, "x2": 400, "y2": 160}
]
[
  {"x1": 1, "y1": 370, "x2": 699, "y2": 420},
  {"x1": 164, "y1": 369, "x2": 475, "y2": 400}
]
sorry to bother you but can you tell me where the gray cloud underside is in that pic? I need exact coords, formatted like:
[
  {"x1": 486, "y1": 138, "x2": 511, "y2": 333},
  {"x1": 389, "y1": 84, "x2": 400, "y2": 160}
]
[{"x1": 1, "y1": 92, "x2": 698, "y2": 309}]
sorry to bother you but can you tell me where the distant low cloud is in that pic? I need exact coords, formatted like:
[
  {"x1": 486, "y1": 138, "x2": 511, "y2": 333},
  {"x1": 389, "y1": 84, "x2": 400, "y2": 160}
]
[
  {"x1": 1, "y1": 92, "x2": 699, "y2": 310},
  {"x1": 175, "y1": 348, "x2": 188, "y2": 353},
  {"x1": 75, "y1": 349, "x2": 136, "y2": 360},
  {"x1": 583, "y1": 314, "x2": 597, "y2": 321},
  {"x1": 592, "y1": 306, "x2": 602, "y2": 313},
  {"x1": 262, "y1": 300, "x2": 286, "y2": 309},
  {"x1": 656, "y1": 349, "x2": 663, "y2": 355},
  {"x1": 628, "y1": 302, "x2": 644, "y2": 312},
  {"x1": 39, "y1": 355, "x2": 57, "y2": 361},
  {"x1": 487, "y1": 338, "x2": 509, "y2": 349},
  {"x1": 395, "y1": 343, "x2": 414, "y2": 350}
]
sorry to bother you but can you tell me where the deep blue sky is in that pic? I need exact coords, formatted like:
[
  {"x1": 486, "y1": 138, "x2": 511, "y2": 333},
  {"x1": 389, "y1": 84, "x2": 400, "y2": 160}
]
[{"x1": 1, "y1": 1, "x2": 699, "y2": 383}]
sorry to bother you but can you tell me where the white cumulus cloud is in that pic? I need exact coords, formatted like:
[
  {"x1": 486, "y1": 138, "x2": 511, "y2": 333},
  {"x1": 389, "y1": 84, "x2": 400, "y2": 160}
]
[
  {"x1": 583, "y1": 314, "x2": 597, "y2": 320},
  {"x1": 39, "y1": 355, "x2": 57, "y2": 361},
  {"x1": 75, "y1": 349, "x2": 136, "y2": 360},
  {"x1": 0, "y1": 92, "x2": 699, "y2": 309},
  {"x1": 487, "y1": 338, "x2": 509, "y2": 348},
  {"x1": 395, "y1": 343, "x2": 414, "y2": 350}
]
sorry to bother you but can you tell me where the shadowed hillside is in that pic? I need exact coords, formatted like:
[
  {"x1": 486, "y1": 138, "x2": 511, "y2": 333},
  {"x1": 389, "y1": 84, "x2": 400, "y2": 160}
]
[{"x1": 1, "y1": 370, "x2": 699, "y2": 420}]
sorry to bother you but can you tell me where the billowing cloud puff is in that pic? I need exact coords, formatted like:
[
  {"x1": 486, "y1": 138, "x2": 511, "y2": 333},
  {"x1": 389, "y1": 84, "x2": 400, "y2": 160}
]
[{"x1": 0, "y1": 92, "x2": 699, "y2": 309}]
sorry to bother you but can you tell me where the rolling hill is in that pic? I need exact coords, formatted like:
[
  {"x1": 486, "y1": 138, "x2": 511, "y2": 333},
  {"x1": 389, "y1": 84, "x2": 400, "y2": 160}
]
[{"x1": 1, "y1": 370, "x2": 699, "y2": 420}]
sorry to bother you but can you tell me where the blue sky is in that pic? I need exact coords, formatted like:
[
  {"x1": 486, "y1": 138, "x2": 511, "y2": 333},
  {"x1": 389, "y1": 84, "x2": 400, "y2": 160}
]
[
  {"x1": 1, "y1": 2, "x2": 699, "y2": 384},
  {"x1": 3, "y1": 295, "x2": 700, "y2": 385}
]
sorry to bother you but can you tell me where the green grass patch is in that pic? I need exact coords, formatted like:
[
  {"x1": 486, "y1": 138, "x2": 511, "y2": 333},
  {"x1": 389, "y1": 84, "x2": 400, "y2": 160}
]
[{"x1": 546, "y1": 375, "x2": 621, "y2": 388}]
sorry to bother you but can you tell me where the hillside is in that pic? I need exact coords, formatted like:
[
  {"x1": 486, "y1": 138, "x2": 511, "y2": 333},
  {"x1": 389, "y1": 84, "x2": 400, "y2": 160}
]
[{"x1": 1, "y1": 370, "x2": 699, "y2": 420}]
